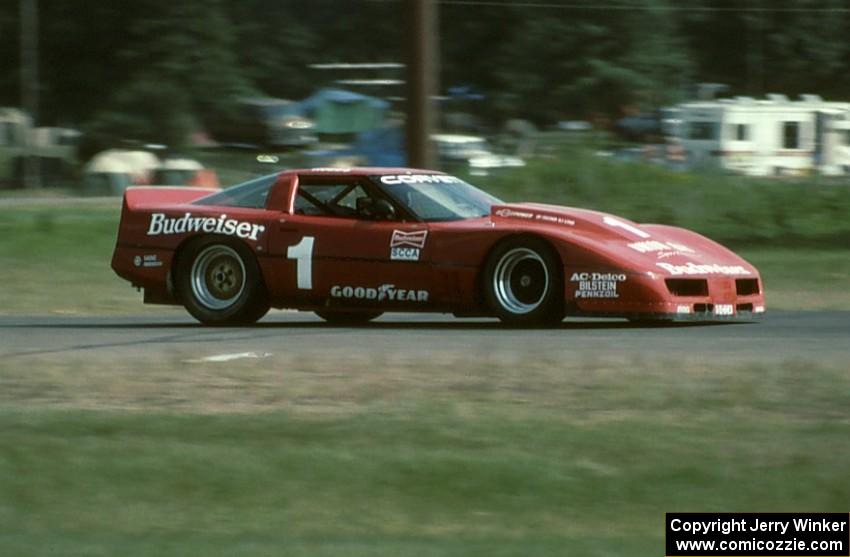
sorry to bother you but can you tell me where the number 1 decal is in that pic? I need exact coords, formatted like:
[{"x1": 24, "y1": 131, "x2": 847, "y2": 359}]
[{"x1": 286, "y1": 236, "x2": 314, "y2": 289}]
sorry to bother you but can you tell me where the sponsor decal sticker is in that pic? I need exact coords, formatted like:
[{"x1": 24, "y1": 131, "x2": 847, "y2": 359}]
[
  {"x1": 533, "y1": 213, "x2": 575, "y2": 226},
  {"x1": 495, "y1": 208, "x2": 534, "y2": 219},
  {"x1": 390, "y1": 229, "x2": 428, "y2": 261},
  {"x1": 134, "y1": 254, "x2": 163, "y2": 268},
  {"x1": 146, "y1": 213, "x2": 266, "y2": 241},
  {"x1": 628, "y1": 240, "x2": 695, "y2": 256},
  {"x1": 494, "y1": 208, "x2": 575, "y2": 226},
  {"x1": 714, "y1": 304, "x2": 734, "y2": 316},
  {"x1": 570, "y1": 271, "x2": 627, "y2": 299},
  {"x1": 657, "y1": 262, "x2": 751, "y2": 276},
  {"x1": 311, "y1": 167, "x2": 351, "y2": 172},
  {"x1": 330, "y1": 284, "x2": 429, "y2": 302},
  {"x1": 380, "y1": 174, "x2": 461, "y2": 185}
]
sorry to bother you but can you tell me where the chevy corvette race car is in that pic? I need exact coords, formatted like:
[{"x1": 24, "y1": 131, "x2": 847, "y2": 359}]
[{"x1": 111, "y1": 167, "x2": 765, "y2": 326}]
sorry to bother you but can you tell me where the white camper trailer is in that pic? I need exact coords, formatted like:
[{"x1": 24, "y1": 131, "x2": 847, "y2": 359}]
[{"x1": 675, "y1": 95, "x2": 850, "y2": 177}]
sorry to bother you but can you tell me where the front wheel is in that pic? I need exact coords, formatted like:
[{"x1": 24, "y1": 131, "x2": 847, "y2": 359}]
[
  {"x1": 483, "y1": 236, "x2": 564, "y2": 327},
  {"x1": 176, "y1": 237, "x2": 269, "y2": 325}
]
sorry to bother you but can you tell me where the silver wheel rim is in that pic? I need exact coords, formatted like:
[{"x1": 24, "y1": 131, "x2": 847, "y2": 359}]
[
  {"x1": 492, "y1": 247, "x2": 549, "y2": 314},
  {"x1": 190, "y1": 245, "x2": 246, "y2": 310}
]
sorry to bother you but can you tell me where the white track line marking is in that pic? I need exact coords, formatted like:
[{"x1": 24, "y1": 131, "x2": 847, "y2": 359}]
[{"x1": 185, "y1": 352, "x2": 272, "y2": 363}]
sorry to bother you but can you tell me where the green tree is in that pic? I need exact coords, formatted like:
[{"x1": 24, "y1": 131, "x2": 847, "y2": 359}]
[
  {"x1": 480, "y1": 0, "x2": 692, "y2": 123},
  {"x1": 0, "y1": 3, "x2": 18, "y2": 108},
  {"x1": 227, "y1": 1, "x2": 321, "y2": 101},
  {"x1": 228, "y1": 0, "x2": 405, "y2": 99},
  {"x1": 5, "y1": 0, "x2": 850, "y2": 136},
  {"x1": 757, "y1": 0, "x2": 848, "y2": 98},
  {"x1": 80, "y1": 0, "x2": 256, "y2": 149},
  {"x1": 83, "y1": 77, "x2": 195, "y2": 156},
  {"x1": 677, "y1": 0, "x2": 850, "y2": 99},
  {"x1": 120, "y1": 0, "x2": 255, "y2": 117}
]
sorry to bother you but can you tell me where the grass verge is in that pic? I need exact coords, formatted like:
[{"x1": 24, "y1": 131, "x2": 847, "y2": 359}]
[
  {"x1": 478, "y1": 146, "x2": 850, "y2": 248},
  {"x1": 1, "y1": 354, "x2": 849, "y2": 556},
  {"x1": 0, "y1": 203, "x2": 163, "y2": 315},
  {"x1": 2, "y1": 204, "x2": 849, "y2": 314}
]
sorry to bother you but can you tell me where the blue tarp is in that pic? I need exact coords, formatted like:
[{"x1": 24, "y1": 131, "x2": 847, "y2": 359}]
[
  {"x1": 354, "y1": 126, "x2": 404, "y2": 166},
  {"x1": 304, "y1": 125, "x2": 405, "y2": 167}
]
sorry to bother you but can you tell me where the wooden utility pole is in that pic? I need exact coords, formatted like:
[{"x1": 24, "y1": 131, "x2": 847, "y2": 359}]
[{"x1": 406, "y1": 0, "x2": 438, "y2": 169}]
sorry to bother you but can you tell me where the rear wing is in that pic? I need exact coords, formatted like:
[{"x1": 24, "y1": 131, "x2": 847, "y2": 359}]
[
  {"x1": 114, "y1": 187, "x2": 221, "y2": 252},
  {"x1": 124, "y1": 186, "x2": 219, "y2": 211}
]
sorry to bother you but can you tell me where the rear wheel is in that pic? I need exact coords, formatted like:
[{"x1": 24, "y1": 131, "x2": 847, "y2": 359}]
[
  {"x1": 483, "y1": 237, "x2": 563, "y2": 326},
  {"x1": 176, "y1": 237, "x2": 269, "y2": 325},
  {"x1": 315, "y1": 310, "x2": 382, "y2": 324}
]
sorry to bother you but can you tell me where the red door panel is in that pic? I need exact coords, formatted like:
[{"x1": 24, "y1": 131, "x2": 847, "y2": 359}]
[{"x1": 266, "y1": 215, "x2": 442, "y2": 309}]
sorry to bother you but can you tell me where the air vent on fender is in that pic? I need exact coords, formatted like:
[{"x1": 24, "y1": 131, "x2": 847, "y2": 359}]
[{"x1": 736, "y1": 278, "x2": 760, "y2": 296}]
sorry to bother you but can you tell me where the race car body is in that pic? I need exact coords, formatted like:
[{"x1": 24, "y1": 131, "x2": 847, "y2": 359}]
[{"x1": 111, "y1": 168, "x2": 765, "y2": 325}]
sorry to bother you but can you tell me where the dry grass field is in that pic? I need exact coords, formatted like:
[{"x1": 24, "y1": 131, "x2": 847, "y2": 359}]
[
  {"x1": 2, "y1": 194, "x2": 849, "y2": 555},
  {"x1": 2, "y1": 352, "x2": 849, "y2": 555}
]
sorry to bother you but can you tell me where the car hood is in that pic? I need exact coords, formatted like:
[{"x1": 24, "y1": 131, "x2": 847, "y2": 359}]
[{"x1": 490, "y1": 202, "x2": 758, "y2": 277}]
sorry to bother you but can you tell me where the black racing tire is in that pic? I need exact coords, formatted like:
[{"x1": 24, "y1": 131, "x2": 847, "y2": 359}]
[
  {"x1": 482, "y1": 236, "x2": 564, "y2": 327},
  {"x1": 314, "y1": 310, "x2": 383, "y2": 324},
  {"x1": 176, "y1": 236, "x2": 270, "y2": 325}
]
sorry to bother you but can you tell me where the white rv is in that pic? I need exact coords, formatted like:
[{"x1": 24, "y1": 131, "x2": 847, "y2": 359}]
[{"x1": 674, "y1": 95, "x2": 850, "y2": 177}]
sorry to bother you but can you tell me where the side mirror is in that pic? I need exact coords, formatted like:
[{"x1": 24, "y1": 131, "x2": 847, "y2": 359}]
[{"x1": 356, "y1": 197, "x2": 396, "y2": 220}]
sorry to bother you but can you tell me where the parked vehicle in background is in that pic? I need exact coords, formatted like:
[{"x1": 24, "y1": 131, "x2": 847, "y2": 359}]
[
  {"x1": 614, "y1": 111, "x2": 663, "y2": 143},
  {"x1": 207, "y1": 97, "x2": 317, "y2": 149},
  {"x1": 0, "y1": 107, "x2": 79, "y2": 188},
  {"x1": 674, "y1": 94, "x2": 850, "y2": 176},
  {"x1": 659, "y1": 107, "x2": 683, "y2": 138},
  {"x1": 432, "y1": 134, "x2": 525, "y2": 176},
  {"x1": 81, "y1": 150, "x2": 219, "y2": 194},
  {"x1": 81, "y1": 153, "x2": 135, "y2": 195},
  {"x1": 82, "y1": 149, "x2": 160, "y2": 195},
  {"x1": 151, "y1": 158, "x2": 220, "y2": 189},
  {"x1": 557, "y1": 120, "x2": 593, "y2": 132}
]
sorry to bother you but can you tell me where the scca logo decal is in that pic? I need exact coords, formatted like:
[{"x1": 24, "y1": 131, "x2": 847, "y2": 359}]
[
  {"x1": 390, "y1": 229, "x2": 428, "y2": 261},
  {"x1": 391, "y1": 247, "x2": 420, "y2": 261}
]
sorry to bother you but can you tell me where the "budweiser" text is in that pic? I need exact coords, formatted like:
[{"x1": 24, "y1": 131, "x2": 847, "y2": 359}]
[{"x1": 146, "y1": 213, "x2": 266, "y2": 240}]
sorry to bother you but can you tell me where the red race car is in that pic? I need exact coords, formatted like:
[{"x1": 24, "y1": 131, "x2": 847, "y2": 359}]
[{"x1": 111, "y1": 167, "x2": 765, "y2": 326}]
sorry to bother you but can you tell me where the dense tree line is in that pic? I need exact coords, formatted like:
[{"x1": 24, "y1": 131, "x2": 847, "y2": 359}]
[{"x1": 1, "y1": 0, "x2": 849, "y2": 146}]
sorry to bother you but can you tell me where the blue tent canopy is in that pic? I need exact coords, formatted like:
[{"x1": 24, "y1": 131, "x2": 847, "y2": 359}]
[{"x1": 297, "y1": 88, "x2": 389, "y2": 135}]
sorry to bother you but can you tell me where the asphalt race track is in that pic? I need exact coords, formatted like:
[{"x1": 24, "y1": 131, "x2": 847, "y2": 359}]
[{"x1": 1, "y1": 310, "x2": 847, "y2": 366}]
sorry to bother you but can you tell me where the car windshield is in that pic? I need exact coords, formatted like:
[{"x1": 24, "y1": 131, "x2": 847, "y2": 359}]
[
  {"x1": 193, "y1": 173, "x2": 278, "y2": 209},
  {"x1": 372, "y1": 173, "x2": 501, "y2": 222}
]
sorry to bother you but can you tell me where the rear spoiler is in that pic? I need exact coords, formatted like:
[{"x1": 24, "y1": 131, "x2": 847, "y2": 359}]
[{"x1": 124, "y1": 186, "x2": 219, "y2": 211}]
